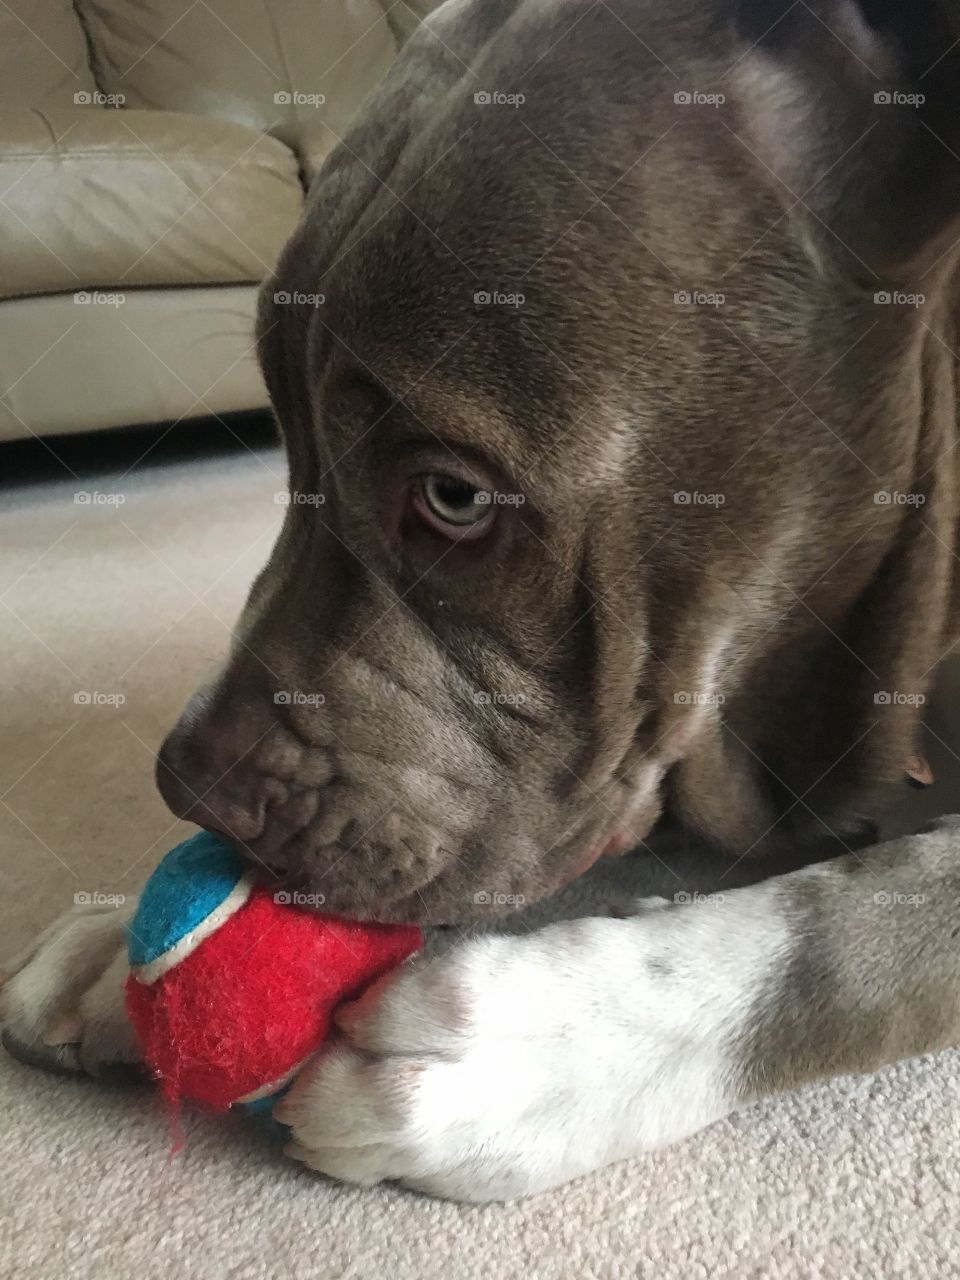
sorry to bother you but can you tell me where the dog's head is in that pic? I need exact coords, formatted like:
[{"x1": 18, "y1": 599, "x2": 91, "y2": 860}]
[{"x1": 157, "y1": 0, "x2": 960, "y2": 922}]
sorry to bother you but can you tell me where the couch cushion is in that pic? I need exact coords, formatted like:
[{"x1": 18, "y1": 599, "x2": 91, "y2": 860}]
[
  {"x1": 0, "y1": 285, "x2": 267, "y2": 441},
  {"x1": 74, "y1": 0, "x2": 403, "y2": 180},
  {"x1": 0, "y1": 109, "x2": 303, "y2": 300},
  {"x1": 0, "y1": 0, "x2": 98, "y2": 112}
]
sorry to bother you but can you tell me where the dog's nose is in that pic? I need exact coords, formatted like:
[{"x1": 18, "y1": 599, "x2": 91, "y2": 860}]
[{"x1": 155, "y1": 718, "x2": 275, "y2": 843}]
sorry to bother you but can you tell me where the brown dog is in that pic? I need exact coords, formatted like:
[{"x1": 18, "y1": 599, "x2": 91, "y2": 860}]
[
  {"x1": 153, "y1": 0, "x2": 960, "y2": 915},
  {"x1": 5, "y1": 0, "x2": 960, "y2": 1201}
]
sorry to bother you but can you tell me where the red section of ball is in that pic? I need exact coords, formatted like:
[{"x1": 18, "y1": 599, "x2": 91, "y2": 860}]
[{"x1": 125, "y1": 887, "x2": 422, "y2": 1110}]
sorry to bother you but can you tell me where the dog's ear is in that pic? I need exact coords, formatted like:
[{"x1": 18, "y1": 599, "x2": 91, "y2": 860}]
[{"x1": 729, "y1": 0, "x2": 960, "y2": 280}]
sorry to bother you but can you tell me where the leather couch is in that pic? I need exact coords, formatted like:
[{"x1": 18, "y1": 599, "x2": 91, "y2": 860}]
[{"x1": 0, "y1": 0, "x2": 439, "y2": 443}]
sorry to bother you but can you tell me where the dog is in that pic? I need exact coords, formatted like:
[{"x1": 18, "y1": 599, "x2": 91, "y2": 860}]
[{"x1": 5, "y1": 0, "x2": 960, "y2": 1202}]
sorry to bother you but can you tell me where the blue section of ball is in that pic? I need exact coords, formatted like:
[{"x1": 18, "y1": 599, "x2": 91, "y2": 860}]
[{"x1": 127, "y1": 830, "x2": 245, "y2": 967}]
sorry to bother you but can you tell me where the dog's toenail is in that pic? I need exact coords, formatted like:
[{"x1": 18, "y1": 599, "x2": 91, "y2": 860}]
[{"x1": 42, "y1": 1014, "x2": 83, "y2": 1045}]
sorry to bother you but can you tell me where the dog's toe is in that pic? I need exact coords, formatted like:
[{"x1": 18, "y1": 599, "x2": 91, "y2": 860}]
[
  {"x1": 1, "y1": 1026, "x2": 83, "y2": 1076},
  {"x1": 1, "y1": 902, "x2": 141, "y2": 1082}
]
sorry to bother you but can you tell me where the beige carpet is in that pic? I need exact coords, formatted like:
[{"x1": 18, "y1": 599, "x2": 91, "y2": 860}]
[{"x1": 3, "y1": 425, "x2": 960, "y2": 1280}]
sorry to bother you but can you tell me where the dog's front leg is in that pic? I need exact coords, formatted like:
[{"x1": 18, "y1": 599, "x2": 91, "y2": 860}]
[
  {"x1": 276, "y1": 890, "x2": 776, "y2": 1202},
  {"x1": 280, "y1": 819, "x2": 960, "y2": 1202},
  {"x1": 729, "y1": 816, "x2": 960, "y2": 1097}
]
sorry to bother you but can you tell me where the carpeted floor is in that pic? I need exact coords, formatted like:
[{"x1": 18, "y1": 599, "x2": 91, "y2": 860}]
[{"x1": 3, "y1": 424, "x2": 960, "y2": 1280}]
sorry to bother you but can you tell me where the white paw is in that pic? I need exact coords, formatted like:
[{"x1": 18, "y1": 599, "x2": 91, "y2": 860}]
[
  {"x1": 1, "y1": 901, "x2": 140, "y2": 1077},
  {"x1": 276, "y1": 913, "x2": 743, "y2": 1202}
]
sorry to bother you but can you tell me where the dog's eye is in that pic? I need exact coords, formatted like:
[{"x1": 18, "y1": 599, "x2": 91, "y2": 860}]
[{"x1": 414, "y1": 475, "x2": 496, "y2": 540}]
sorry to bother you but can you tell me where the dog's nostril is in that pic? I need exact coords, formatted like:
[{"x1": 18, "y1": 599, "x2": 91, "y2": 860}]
[
  {"x1": 155, "y1": 728, "x2": 269, "y2": 843},
  {"x1": 153, "y1": 707, "x2": 327, "y2": 850},
  {"x1": 156, "y1": 760, "x2": 268, "y2": 844}
]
